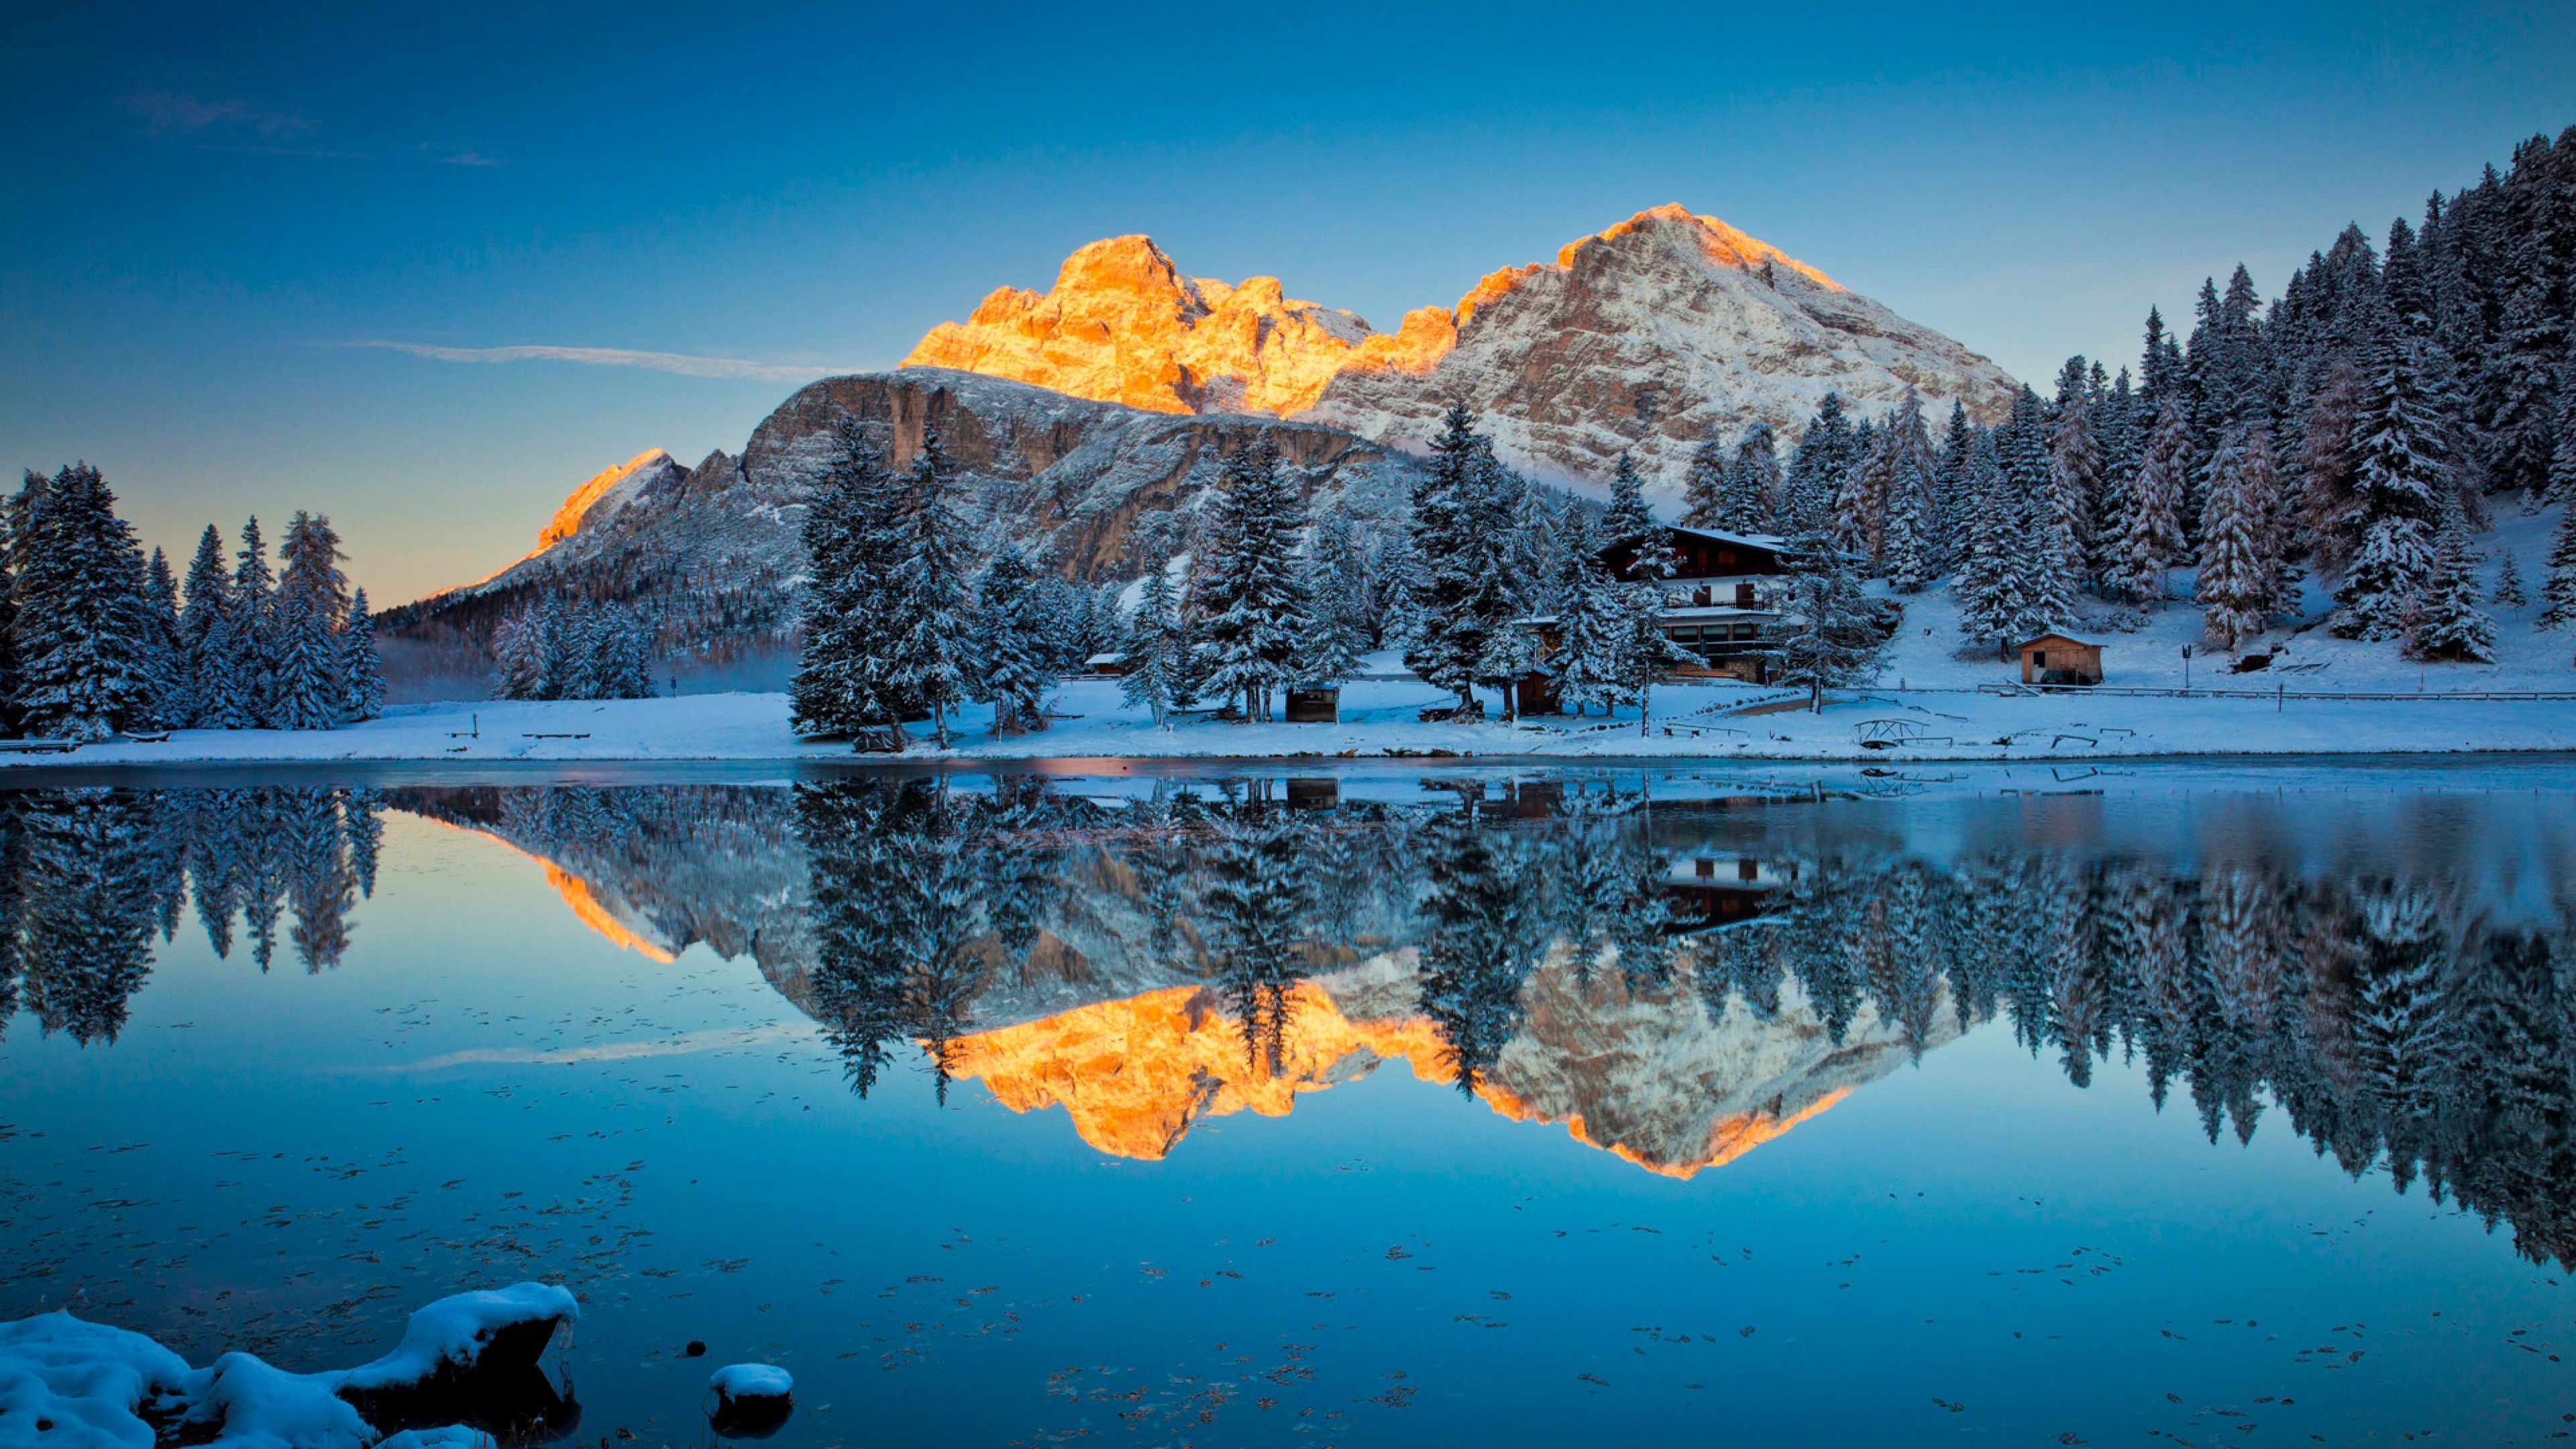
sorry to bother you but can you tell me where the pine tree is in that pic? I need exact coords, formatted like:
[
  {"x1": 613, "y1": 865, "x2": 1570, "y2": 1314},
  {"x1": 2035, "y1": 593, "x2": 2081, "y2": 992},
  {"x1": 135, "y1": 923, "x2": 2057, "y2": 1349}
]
[
  {"x1": 488, "y1": 603, "x2": 551, "y2": 700},
  {"x1": 2535, "y1": 503, "x2": 2576, "y2": 631},
  {"x1": 2493, "y1": 548, "x2": 2528, "y2": 609},
  {"x1": 179, "y1": 525, "x2": 239, "y2": 729},
  {"x1": 1197, "y1": 437, "x2": 1311, "y2": 721},
  {"x1": 2409, "y1": 511, "x2": 2497, "y2": 661},
  {"x1": 1956, "y1": 443, "x2": 2025, "y2": 657},
  {"x1": 2334, "y1": 345, "x2": 2451, "y2": 641},
  {"x1": 2196, "y1": 427, "x2": 2270, "y2": 649},
  {"x1": 1782, "y1": 393, "x2": 1855, "y2": 535},
  {"x1": 233, "y1": 517, "x2": 276, "y2": 726},
  {"x1": 1680, "y1": 434, "x2": 1728, "y2": 529},
  {"x1": 972, "y1": 543, "x2": 1055, "y2": 735},
  {"x1": 884, "y1": 431, "x2": 974, "y2": 745},
  {"x1": 144, "y1": 547, "x2": 184, "y2": 727},
  {"x1": 1120, "y1": 566, "x2": 1183, "y2": 728},
  {"x1": 341, "y1": 587, "x2": 384, "y2": 721},
  {"x1": 1403, "y1": 405, "x2": 1521, "y2": 715},
  {"x1": 9, "y1": 465, "x2": 158, "y2": 741},
  {"x1": 1296, "y1": 548, "x2": 1366, "y2": 692},
  {"x1": 1721, "y1": 423, "x2": 1782, "y2": 535},
  {"x1": 2115, "y1": 398, "x2": 2193, "y2": 604},
  {"x1": 1768, "y1": 523, "x2": 1884, "y2": 712},
  {"x1": 2048, "y1": 364, "x2": 2106, "y2": 587},
  {"x1": 1601, "y1": 452, "x2": 1658, "y2": 570},
  {"x1": 2550, "y1": 391, "x2": 2576, "y2": 506},
  {"x1": 2300, "y1": 360, "x2": 2367, "y2": 569},
  {"x1": 1548, "y1": 546, "x2": 1623, "y2": 716},
  {"x1": 1611, "y1": 580, "x2": 1695, "y2": 735},
  {"x1": 267, "y1": 511, "x2": 348, "y2": 730},
  {"x1": 791, "y1": 416, "x2": 883, "y2": 737}
]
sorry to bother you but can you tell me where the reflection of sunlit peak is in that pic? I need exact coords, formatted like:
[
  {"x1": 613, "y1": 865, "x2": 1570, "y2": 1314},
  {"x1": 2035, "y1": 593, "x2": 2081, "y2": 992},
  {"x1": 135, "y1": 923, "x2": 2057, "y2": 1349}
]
[{"x1": 544, "y1": 865, "x2": 680, "y2": 964}]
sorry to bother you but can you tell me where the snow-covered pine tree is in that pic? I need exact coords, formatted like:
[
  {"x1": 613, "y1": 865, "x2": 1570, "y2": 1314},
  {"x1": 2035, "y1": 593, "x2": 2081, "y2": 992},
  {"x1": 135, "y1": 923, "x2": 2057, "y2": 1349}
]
[
  {"x1": 1120, "y1": 566, "x2": 1183, "y2": 728},
  {"x1": 1296, "y1": 546, "x2": 1366, "y2": 694},
  {"x1": 179, "y1": 525, "x2": 238, "y2": 729},
  {"x1": 2114, "y1": 397, "x2": 2193, "y2": 605},
  {"x1": 2491, "y1": 547, "x2": 2528, "y2": 608},
  {"x1": 2535, "y1": 502, "x2": 2576, "y2": 631},
  {"x1": 1610, "y1": 580, "x2": 1695, "y2": 735},
  {"x1": 1680, "y1": 434, "x2": 1728, "y2": 529},
  {"x1": 341, "y1": 587, "x2": 384, "y2": 721},
  {"x1": 883, "y1": 429, "x2": 974, "y2": 745},
  {"x1": 1601, "y1": 452, "x2": 1658, "y2": 568},
  {"x1": 267, "y1": 511, "x2": 348, "y2": 730},
  {"x1": 2408, "y1": 511, "x2": 2496, "y2": 661},
  {"x1": 1403, "y1": 404, "x2": 1520, "y2": 716},
  {"x1": 488, "y1": 604, "x2": 551, "y2": 700},
  {"x1": 2239, "y1": 423, "x2": 2300, "y2": 617},
  {"x1": 2196, "y1": 427, "x2": 2270, "y2": 649},
  {"x1": 1549, "y1": 545, "x2": 1622, "y2": 716},
  {"x1": 1198, "y1": 436, "x2": 1311, "y2": 721},
  {"x1": 790, "y1": 416, "x2": 883, "y2": 737},
  {"x1": 1505, "y1": 480, "x2": 1565, "y2": 619},
  {"x1": 2548, "y1": 390, "x2": 2576, "y2": 506},
  {"x1": 1722, "y1": 423, "x2": 1782, "y2": 535},
  {"x1": 2299, "y1": 360, "x2": 2366, "y2": 569},
  {"x1": 1937, "y1": 400, "x2": 1977, "y2": 539},
  {"x1": 1768, "y1": 521, "x2": 1884, "y2": 713},
  {"x1": 2008, "y1": 478, "x2": 2074, "y2": 641},
  {"x1": 1781, "y1": 393, "x2": 1854, "y2": 536},
  {"x1": 2483, "y1": 273, "x2": 2564, "y2": 499},
  {"x1": 1955, "y1": 442, "x2": 2025, "y2": 657},
  {"x1": 144, "y1": 547, "x2": 185, "y2": 728},
  {"x1": 2333, "y1": 345, "x2": 2451, "y2": 641},
  {"x1": 9, "y1": 465, "x2": 158, "y2": 741},
  {"x1": 2047, "y1": 361, "x2": 2105, "y2": 588},
  {"x1": 611, "y1": 608, "x2": 659, "y2": 698},
  {"x1": 232, "y1": 516, "x2": 276, "y2": 725},
  {"x1": 971, "y1": 543, "x2": 1055, "y2": 735}
]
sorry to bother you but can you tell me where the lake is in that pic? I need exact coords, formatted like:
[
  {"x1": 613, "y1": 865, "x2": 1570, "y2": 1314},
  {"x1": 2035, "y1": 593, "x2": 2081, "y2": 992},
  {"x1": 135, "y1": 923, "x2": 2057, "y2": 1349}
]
[{"x1": 3, "y1": 761, "x2": 2573, "y2": 1446}]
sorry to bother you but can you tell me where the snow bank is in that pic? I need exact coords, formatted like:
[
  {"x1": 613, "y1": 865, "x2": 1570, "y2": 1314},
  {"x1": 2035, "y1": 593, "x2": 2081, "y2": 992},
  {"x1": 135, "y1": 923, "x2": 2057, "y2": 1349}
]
[
  {"x1": 706, "y1": 1364, "x2": 791, "y2": 1401},
  {"x1": 336, "y1": 1284, "x2": 578, "y2": 1395},
  {"x1": 0, "y1": 1312, "x2": 195, "y2": 1449},
  {"x1": 0, "y1": 1284, "x2": 574, "y2": 1449}
]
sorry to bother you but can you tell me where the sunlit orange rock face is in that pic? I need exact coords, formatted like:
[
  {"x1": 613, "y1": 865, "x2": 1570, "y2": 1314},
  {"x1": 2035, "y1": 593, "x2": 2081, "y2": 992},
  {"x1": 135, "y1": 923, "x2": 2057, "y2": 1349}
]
[
  {"x1": 941, "y1": 950, "x2": 1957, "y2": 1177},
  {"x1": 902, "y1": 236, "x2": 1387, "y2": 417},
  {"x1": 900, "y1": 205, "x2": 2019, "y2": 494}
]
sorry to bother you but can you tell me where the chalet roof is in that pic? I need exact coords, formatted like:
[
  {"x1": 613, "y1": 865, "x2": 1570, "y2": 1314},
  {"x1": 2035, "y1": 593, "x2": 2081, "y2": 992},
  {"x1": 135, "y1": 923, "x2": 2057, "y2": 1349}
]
[
  {"x1": 1664, "y1": 523, "x2": 1788, "y2": 550},
  {"x1": 2017, "y1": 632, "x2": 2103, "y2": 650},
  {"x1": 1516, "y1": 604, "x2": 1778, "y2": 627}
]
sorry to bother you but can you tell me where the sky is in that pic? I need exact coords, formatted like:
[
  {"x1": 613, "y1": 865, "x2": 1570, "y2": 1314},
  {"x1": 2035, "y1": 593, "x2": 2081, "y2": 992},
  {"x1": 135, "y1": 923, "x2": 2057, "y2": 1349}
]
[{"x1": 3, "y1": 1, "x2": 2572, "y2": 604}]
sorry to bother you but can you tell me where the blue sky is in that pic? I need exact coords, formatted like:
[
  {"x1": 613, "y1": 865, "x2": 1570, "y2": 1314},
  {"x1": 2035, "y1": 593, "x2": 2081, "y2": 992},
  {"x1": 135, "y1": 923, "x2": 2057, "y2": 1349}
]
[{"x1": 3, "y1": 1, "x2": 2571, "y2": 602}]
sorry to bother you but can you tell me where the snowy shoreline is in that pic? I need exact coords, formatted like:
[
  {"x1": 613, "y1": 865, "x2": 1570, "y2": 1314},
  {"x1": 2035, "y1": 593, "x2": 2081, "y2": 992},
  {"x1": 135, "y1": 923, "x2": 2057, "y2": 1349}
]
[{"x1": 2, "y1": 677, "x2": 2573, "y2": 770}]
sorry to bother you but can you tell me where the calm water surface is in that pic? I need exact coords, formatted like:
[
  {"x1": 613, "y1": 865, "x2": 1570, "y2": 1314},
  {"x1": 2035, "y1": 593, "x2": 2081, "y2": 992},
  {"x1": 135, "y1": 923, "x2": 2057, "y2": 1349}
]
[{"x1": 4, "y1": 763, "x2": 2575, "y2": 1446}]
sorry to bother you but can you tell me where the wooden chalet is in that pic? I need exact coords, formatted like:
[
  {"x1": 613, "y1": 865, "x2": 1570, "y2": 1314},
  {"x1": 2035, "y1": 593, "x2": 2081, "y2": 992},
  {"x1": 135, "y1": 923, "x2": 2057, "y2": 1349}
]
[
  {"x1": 1660, "y1": 855, "x2": 1786, "y2": 934},
  {"x1": 1517, "y1": 525, "x2": 1794, "y2": 712}
]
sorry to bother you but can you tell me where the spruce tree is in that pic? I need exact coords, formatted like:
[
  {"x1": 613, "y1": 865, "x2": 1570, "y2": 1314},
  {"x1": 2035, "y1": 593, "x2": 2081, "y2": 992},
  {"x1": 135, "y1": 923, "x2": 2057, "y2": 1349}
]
[
  {"x1": 2048, "y1": 365, "x2": 2106, "y2": 586},
  {"x1": 488, "y1": 603, "x2": 551, "y2": 700},
  {"x1": 972, "y1": 543, "x2": 1055, "y2": 735},
  {"x1": 2299, "y1": 360, "x2": 2366, "y2": 569},
  {"x1": 1611, "y1": 580, "x2": 1695, "y2": 735},
  {"x1": 1768, "y1": 521, "x2": 1884, "y2": 712},
  {"x1": 144, "y1": 547, "x2": 184, "y2": 727},
  {"x1": 9, "y1": 465, "x2": 158, "y2": 741},
  {"x1": 341, "y1": 588, "x2": 384, "y2": 721},
  {"x1": 2492, "y1": 548, "x2": 2528, "y2": 609},
  {"x1": 2115, "y1": 398, "x2": 2193, "y2": 604},
  {"x1": 1680, "y1": 435, "x2": 1728, "y2": 529},
  {"x1": 1549, "y1": 545, "x2": 1622, "y2": 716},
  {"x1": 2536, "y1": 503, "x2": 2576, "y2": 631},
  {"x1": 2333, "y1": 345, "x2": 2450, "y2": 641},
  {"x1": 179, "y1": 525, "x2": 238, "y2": 729},
  {"x1": 2196, "y1": 428, "x2": 2270, "y2": 649},
  {"x1": 2408, "y1": 512, "x2": 2497, "y2": 661},
  {"x1": 233, "y1": 516, "x2": 276, "y2": 725},
  {"x1": 884, "y1": 431, "x2": 973, "y2": 745},
  {"x1": 1955, "y1": 443, "x2": 2024, "y2": 657},
  {"x1": 1120, "y1": 567, "x2": 1183, "y2": 728},
  {"x1": 1197, "y1": 437, "x2": 1310, "y2": 721},
  {"x1": 791, "y1": 417, "x2": 889, "y2": 737},
  {"x1": 1601, "y1": 452, "x2": 1658, "y2": 569},
  {"x1": 268, "y1": 511, "x2": 348, "y2": 729},
  {"x1": 1721, "y1": 423, "x2": 1782, "y2": 535},
  {"x1": 1403, "y1": 404, "x2": 1520, "y2": 715},
  {"x1": 1781, "y1": 393, "x2": 1854, "y2": 535}
]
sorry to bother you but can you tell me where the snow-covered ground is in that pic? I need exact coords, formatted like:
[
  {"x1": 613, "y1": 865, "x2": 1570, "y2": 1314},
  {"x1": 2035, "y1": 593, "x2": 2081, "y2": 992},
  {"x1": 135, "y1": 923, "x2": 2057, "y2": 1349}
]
[{"x1": 8, "y1": 504, "x2": 2569, "y2": 769}]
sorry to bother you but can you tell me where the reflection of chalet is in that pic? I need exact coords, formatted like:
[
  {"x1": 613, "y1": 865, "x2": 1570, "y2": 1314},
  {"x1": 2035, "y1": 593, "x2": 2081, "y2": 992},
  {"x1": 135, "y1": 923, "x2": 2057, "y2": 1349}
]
[
  {"x1": 1519, "y1": 526, "x2": 1792, "y2": 712},
  {"x1": 1660, "y1": 856, "x2": 1785, "y2": 934}
]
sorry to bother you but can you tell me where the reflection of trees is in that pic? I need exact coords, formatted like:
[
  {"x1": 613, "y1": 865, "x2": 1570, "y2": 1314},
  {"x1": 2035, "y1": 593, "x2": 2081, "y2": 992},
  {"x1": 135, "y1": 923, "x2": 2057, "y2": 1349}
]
[
  {"x1": 0, "y1": 786, "x2": 388, "y2": 1047},
  {"x1": 1199, "y1": 803, "x2": 1313, "y2": 1077}
]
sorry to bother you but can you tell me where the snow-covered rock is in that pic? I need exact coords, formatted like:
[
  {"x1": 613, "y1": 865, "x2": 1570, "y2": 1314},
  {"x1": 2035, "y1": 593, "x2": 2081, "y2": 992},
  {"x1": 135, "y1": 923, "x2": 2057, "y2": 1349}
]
[
  {"x1": 0, "y1": 1284, "x2": 575, "y2": 1449},
  {"x1": 706, "y1": 1364, "x2": 790, "y2": 1401},
  {"x1": 898, "y1": 205, "x2": 2021, "y2": 499},
  {"x1": 704, "y1": 1362, "x2": 792, "y2": 1438}
]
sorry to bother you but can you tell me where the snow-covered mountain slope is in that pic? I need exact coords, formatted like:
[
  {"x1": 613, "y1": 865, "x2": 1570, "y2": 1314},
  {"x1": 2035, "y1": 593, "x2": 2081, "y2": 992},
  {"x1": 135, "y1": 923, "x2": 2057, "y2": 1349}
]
[
  {"x1": 385, "y1": 369, "x2": 1417, "y2": 665},
  {"x1": 899, "y1": 205, "x2": 2021, "y2": 498}
]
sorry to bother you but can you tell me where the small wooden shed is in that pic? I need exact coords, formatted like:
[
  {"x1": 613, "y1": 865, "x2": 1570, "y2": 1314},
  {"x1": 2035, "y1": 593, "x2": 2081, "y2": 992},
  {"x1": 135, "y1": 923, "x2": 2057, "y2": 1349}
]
[
  {"x1": 1284, "y1": 686, "x2": 1341, "y2": 723},
  {"x1": 2019, "y1": 633, "x2": 2105, "y2": 685}
]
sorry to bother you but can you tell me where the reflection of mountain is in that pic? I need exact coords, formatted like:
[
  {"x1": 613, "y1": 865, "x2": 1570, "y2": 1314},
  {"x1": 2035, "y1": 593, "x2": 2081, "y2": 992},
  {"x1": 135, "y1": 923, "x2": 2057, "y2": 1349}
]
[
  {"x1": 28, "y1": 777, "x2": 2571, "y2": 1269},
  {"x1": 945, "y1": 949, "x2": 1945, "y2": 1175}
]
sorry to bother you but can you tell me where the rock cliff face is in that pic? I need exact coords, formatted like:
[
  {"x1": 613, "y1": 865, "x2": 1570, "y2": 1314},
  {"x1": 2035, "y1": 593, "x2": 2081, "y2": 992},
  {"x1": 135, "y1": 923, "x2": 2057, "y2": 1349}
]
[
  {"x1": 900, "y1": 205, "x2": 2020, "y2": 496},
  {"x1": 386, "y1": 369, "x2": 1416, "y2": 662}
]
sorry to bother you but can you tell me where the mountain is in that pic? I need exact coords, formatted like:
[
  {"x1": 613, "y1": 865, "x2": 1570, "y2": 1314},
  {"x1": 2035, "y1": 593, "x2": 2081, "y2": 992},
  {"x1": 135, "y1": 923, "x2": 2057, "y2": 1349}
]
[
  {"x1": 901, "y1": 205, "x2": 2020, "y2": 492},
  {"x1": 382, "y1": 368, "x2": 1415, "y2": 675}
]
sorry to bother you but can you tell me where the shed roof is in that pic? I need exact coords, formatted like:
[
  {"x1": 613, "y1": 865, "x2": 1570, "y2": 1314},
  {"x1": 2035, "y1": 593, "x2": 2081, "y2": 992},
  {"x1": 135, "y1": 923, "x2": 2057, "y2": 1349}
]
[{"x1": 2017, "y1": 632, "x2": 2103, "y2": 651}]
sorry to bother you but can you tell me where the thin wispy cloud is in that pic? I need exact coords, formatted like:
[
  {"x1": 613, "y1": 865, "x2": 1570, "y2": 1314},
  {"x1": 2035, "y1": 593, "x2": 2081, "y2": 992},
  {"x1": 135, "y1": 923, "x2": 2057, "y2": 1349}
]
[
  {"x1": 125, "y1": 89, "x2": 315, "y2": 143},
  {"x1": 436, "y1": 151, "x2": 507, "y2": 167},
  {"x1": 337, "y1": 339, "x2": 857, "y2": 383}
]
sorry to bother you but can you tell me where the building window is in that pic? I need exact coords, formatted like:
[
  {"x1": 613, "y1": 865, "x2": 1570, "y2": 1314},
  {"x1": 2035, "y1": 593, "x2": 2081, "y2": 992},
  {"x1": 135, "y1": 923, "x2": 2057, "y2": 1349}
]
[{"x1": 2034, "y1": 651, "x2": 2048, "y2": 668}]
